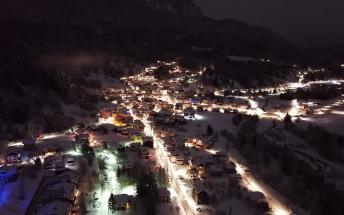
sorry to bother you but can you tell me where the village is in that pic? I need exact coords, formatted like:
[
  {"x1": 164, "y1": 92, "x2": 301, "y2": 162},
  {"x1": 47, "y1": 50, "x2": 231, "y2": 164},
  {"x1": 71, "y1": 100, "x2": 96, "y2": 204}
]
[{"x1": 1, "y1": 61, "x2": 344, "y2": 215}]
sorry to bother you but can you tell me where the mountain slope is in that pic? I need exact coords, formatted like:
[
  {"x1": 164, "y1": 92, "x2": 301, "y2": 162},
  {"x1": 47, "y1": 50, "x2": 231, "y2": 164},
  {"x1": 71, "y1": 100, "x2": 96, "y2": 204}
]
[{"x1": 0, "y1": 0, "x2": 298, "y2": 139}]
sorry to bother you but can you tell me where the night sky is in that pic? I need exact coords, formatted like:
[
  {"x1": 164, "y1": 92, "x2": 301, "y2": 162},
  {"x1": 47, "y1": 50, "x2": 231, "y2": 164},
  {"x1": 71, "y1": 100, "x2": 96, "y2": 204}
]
[{"x1": 193, "y1": 0, "x2": 344, "y2": 48}]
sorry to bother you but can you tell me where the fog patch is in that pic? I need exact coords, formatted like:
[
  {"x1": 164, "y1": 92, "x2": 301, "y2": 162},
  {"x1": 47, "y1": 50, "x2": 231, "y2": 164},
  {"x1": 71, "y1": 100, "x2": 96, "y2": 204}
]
[{"x1": 39, "y1": 52, "x2": 110, "y2": 70}]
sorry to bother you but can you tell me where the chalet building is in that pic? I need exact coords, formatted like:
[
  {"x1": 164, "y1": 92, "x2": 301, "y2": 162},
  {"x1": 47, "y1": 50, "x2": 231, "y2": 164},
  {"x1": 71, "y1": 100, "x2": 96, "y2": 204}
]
[
  {"x1": 113, "y1": 194, "x2": 133, "y2": 210},
  {"x1": 133, "y1": 120, "x2": 145, "y2": 131},
  {"x1": 142, "y1": 136, "x2": 154, "y2": 148},
  {"x1": 175, "y1": 103, "x2": 183, "y2": 111},
  {"x1": 6, "y1": 151, "x2": 20, "y2": 164},
  {"x1": 44, "y1": 155, "x2": 61, "y2": 169},
  {"x1": 76, "y1": 133, "x2": 89, "y2": 143},
  {"x1": 184, "y1": 106, "x2": 195, "y2": 119},
  {"x1": 42, "y1": 181, "x2": 77, "y2": 203},
  {"x1": 35, "y1": 200, "x2": 72, "y2": 215},
  {"x1": 128, "y1": 128, "x2": 143, "y2": 142}
]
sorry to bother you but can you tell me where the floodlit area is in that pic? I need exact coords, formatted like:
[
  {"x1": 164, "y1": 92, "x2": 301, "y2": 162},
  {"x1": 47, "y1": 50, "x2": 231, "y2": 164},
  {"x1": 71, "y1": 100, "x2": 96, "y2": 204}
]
[{"x1": 88, "y1": 149, "x2": 136, "y2": 215}]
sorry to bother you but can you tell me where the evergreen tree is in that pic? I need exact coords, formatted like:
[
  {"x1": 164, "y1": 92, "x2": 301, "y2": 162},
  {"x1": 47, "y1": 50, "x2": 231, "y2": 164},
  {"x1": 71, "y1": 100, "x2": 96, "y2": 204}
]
[
  {"x1": 108, "y1": 193, "x2": 115, "y2": 212},
  {"x1": 206, "y1": 125, "x2": 214, "y2": 136},
  {"x1": 284, "y1": 113, "x2": 292, "y2": 129},
  {"x1": 34, "y1": 157, "x2": 42, "y2": 169}
]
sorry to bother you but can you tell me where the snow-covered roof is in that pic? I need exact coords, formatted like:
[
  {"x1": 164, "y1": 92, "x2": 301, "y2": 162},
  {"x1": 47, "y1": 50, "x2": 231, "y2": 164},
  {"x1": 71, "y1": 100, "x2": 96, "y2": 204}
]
[
  {"x1": 36, "y1": 200, "x2": 71, "y2": 215},
  {"x1": 113, "y1": 194, "x2": 133, "y2": 205},
  {"x1": 43, "y1": 182, "x2": 76, "y2": 201}
]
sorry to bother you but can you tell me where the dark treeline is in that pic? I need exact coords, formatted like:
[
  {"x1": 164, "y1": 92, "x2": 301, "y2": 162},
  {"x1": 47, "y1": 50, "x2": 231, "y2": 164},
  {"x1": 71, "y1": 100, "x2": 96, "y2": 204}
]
[
  {"x1": 290, "y1": 124, "x2": 344, "y2": 162},
  {"x1": 280, "y1": 85, "x2": 343, "y2": 100},
  {"x1": 201, "y1": 58, "x2": 293, "y2": 88}
]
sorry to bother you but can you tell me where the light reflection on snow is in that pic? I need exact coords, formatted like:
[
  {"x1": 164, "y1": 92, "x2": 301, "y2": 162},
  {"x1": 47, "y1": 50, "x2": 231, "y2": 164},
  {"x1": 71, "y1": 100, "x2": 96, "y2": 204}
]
[{"x1": 91, "y1": 150, "x2": 136, "y2": 215}]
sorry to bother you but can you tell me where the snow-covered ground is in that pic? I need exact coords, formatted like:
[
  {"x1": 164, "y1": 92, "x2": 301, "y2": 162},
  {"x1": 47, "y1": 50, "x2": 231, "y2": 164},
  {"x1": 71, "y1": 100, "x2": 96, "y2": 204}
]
[
  {"x1": 0, "y1": 169, "x2": 43, "y2": 215},
  {"x1": 300, "y1": 113, "x2": 344, "y2": 135}
]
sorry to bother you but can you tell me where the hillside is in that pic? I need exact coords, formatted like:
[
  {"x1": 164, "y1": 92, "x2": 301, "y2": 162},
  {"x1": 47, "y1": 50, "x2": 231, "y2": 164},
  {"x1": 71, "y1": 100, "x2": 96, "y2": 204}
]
[{"x1": 0, "y1": 0, "x2": 298, "y2": 140}]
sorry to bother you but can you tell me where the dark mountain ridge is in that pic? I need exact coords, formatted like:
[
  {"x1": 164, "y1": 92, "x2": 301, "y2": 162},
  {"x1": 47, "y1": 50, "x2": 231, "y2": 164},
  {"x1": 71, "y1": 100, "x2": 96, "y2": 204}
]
[{"x1": 0, "y1": 0, "x2": 297, "y2": 60}]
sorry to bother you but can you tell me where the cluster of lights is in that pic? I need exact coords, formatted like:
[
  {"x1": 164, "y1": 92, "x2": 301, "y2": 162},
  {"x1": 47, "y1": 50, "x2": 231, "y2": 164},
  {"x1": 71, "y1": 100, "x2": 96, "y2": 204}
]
[{"x1": 108, "y1": 61, "x2": 344, "y2": 215}]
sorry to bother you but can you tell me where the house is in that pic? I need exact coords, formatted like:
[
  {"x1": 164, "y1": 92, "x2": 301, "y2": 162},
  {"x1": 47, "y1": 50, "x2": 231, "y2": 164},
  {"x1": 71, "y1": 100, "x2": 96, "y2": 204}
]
[
  {"x1": 175, "y1": 103, "x2": 183, "y2": 111},
  {"x1": 113, "y1": 194, "x2": 133, "y2": 210},
  {"x1": 189, "y1": 157, "x2": 205, "y2": 168},
  {"x1": 158, "y1": 187, "x2": 171, "y2": 203},
  {"x1": 99, "y1": 110, "x2": 112, "y2": 119},
  {"x1": 6, "y1": 152, "x2": 20, "y2": 164},
  {"x1": 128, "y1": 128, "x2": 143, "y2": 142},
  {"x1": 54, "y1": 161, "x2": 67, "y2": 172},
  {"x1": 0, "y1": 166, "x2": 18, "y2": 183},
  {"x1": 54, "y1": 170, "x2": 80, "y2": 184},
  {"x1": 197, "y1": 106, "x2": 204, "y2": 112},
  {"x1": 184, "y1": 107, "x2": 195, "y2": 119},
  {"x1": 185, "y1": 138, "x2": 206, "y2": 150},
  {"x1": 42, "y1": 181, "x2": 77, "y2": 202},
  {"x1": 76, "y1": 133, "x2": 89, "y2": 143},
  {"x1": 133, "y1": 120, "x2": 145, "y2": 131},
  {"x1": 176, "y1": 155, "x2": 186, "y2": 165},
  {"x1": 44, "y1": 155, "x2": 61, "y2": 169},
  {"x1": 142, "y1": 136, "x2": 154, "y2": 148}
]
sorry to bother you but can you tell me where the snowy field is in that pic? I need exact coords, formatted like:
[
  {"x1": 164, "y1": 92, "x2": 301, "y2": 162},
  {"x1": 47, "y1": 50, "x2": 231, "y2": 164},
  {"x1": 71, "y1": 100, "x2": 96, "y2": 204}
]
[{"x1": 301, "y1": 113, "x2": 344, "y2": 135}]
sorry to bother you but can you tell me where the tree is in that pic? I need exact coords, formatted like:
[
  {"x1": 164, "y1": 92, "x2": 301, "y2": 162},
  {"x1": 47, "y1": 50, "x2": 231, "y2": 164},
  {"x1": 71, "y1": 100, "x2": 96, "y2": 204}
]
[
  {"x1": 146, "y1": 201, "x2": 156, "y2": 215},
  {"x1": 34, "y1": 157, "x2": 42, "y2": 169},
  {"x1": 116, "y1": 166, "x2": 122, "y2": 177},
  {"x1": 136, "y1": 172, "x2": 158, "y2": 215},
  {"x1": 153, "y1": 66, "x2": 170, "y2": 80},
  {"x1": 137, "y1": 172, "x2": 157, "y2": 199},
  {"x1": 81, "y1": 143, "x2": 95, "y2": 158},
  {"x1": 158, "y1": 167, "x2": 168, "y2": 186},
  {"x1": 284, "y1": 113, "x2": 292, "y2": 129},
  {"x1": 272, "y1": 119, "x2": 277, "y2": 127},
  {"x1": 108, "y1": 193, "x2": 115, "y2": 212},
  {"x1": 206, "y1": 125, "x2": 214, "y2": 136},
  {"x1": 101, "y1": 126, "x2": 108, "y2": 134}
]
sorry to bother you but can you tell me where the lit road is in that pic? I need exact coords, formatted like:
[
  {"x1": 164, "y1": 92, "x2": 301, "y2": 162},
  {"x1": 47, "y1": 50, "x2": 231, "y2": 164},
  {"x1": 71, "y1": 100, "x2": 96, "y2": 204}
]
[
  {"x1": 234, "y1": 160, "x2": 294, "y2": 215},
  {"x1": 128, "y1": 109, "x2": 195, "y2": 215}
]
